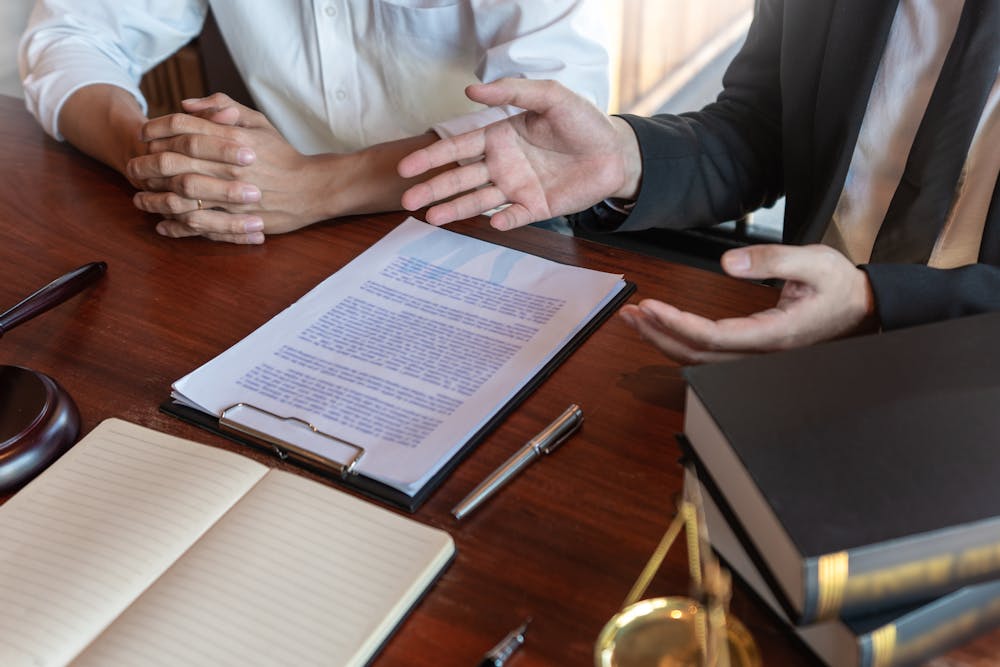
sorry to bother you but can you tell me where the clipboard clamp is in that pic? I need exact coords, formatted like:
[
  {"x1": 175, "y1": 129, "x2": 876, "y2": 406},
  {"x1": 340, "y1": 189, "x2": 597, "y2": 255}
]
[{"x1": 219, "y1": 403, "x2": 365, "y2": 478}]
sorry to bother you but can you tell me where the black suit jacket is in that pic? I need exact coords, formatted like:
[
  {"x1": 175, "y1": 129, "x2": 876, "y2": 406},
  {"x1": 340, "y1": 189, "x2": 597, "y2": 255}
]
[{"x1": 578, "y1": 0, "x2": 1000, "y2": 330}]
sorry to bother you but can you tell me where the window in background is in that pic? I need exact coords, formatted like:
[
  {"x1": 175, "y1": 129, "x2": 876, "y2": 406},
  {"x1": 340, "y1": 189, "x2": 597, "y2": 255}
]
[
  {"x1": 0, "y1": 1, "x2": 34, "y2": 98},
  {"x1": 603, "y1": 0, "x2": 753, "y2": 116},
  {"x1": 585, "y1": 0, "x2": 784, "y2": 270}
]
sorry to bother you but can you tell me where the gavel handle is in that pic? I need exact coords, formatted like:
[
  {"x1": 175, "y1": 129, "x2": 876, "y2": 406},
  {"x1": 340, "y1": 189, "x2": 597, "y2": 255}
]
[{"x1": 0, "y1": 261, "x2": 107, "y2": 337}]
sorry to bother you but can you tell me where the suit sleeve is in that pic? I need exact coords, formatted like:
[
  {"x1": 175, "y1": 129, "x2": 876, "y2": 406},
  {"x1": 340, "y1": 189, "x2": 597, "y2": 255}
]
[
  {"x1": 574, "y1": 0, "x2": 786, "y2": 233},
  {"x1": 861, "y1": 263, "x2": 1000, "y2": 330}
]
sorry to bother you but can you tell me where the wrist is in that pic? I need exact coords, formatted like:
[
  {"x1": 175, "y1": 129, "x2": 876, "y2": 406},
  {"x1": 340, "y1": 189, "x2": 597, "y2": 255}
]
[
  {"x1": 853, "y1": 268, "x2": 881, "y2": 334},
  {"x1": 302, "y1": 152, "x2": 355, "y2": 222},
  {"x1": 60, "y1": 84, "x2": 147, "y2": 176},
  {"x1": 610, "y1": 116, "x2": 642, "y2": 200},
  {"x1": 310, "y1": 133, "x2": 440, "y2": 222}
]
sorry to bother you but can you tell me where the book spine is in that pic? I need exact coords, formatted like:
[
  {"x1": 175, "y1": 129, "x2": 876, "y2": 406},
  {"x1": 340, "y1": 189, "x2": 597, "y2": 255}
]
[
  {"x1": 859, "y1": 581, "x2": 1000, "y2": 667},
  {"x1": 803, "y1": 526, "x2": 1000, "y2": 622}
]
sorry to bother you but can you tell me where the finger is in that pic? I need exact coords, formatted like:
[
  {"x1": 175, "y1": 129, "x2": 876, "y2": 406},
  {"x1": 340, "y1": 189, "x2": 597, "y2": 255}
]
[
  {"x1": 423, "y1": 186, "x2": 508, "y2": 226},
  {"x1": 134, "y1": 190, "x2": 202, "y2": 215},
  {"x1": 157, "y1": 218, "x2": 265, "y2": 245},
  {"x1": 202, "y1": 230, "x2": 266, "y2": 245},
  {"x1": 129, "y1": 152, "x2": 258, "y2": 185},
  {"x1": 156, "y1": 211, "x2": 265, "y2": 237},
  {"x1": 618, "y1": 305, "x2": 745, "y2": 365},
  {"x1": 181, "y1": 92, "x2": 236, "y2": 112},
  {"x1": 202, "y1": 106, "x2": 242, "y2": 126},
  {"x1": 489, "y1": 203, "x2": 538, "y2": 231},
  {"x1": 128, "y1": 152, "x2": 194, "y2": 182},
  {"x1": 182, "y1": 94, "x2": 267, "y2": 128},
  {"x1": 141, "y1": 112, "x2": 242, "y2": 142},
  {"x1": 398, "y1": 131, "x2": 487, "y2": 179},
  {"x1": 145, "y1": 134, "x2": 256, "y2": 166},
  {"x1": 464, "y1": 78, "x2": 571, "y2": 115},
  {"x1": 401, "y1": 160, "x2": 490, "y2": 210},
  {"x1": 636, "y1": 299, "x2": 794, "y2": 353},
  {"x1": 721, "y1": 244, "x2": 844, "y2": 283},
  {"x1": 154, "y1": 220, "x2": 201, "y2": 238},
  {"x1": 132, "y1": 176, "x2": 261, "y2": 211}
]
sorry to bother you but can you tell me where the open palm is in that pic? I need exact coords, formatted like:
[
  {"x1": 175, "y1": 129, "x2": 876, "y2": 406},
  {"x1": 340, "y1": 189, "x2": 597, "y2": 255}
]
[{"x1": 399, "y1": 78, "x2": 638, "y2": 229}]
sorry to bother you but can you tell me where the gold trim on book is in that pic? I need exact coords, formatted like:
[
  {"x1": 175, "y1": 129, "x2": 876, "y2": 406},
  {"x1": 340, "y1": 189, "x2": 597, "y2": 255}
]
[
  {"x1": 869, "y1": 624, "x2": 897, "y2": 667},
  {"x1": 816, "y1": 551, "x2": 849, "y2": 619}
]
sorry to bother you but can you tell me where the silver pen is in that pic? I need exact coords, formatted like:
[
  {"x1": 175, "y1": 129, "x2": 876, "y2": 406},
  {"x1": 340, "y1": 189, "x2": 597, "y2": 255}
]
[
  {"x1": 452, "y1": 404, "x2": 583, "y2": 520},
  {"x1": 478, "y1": 618, "x2": 531, "y2": 667}
]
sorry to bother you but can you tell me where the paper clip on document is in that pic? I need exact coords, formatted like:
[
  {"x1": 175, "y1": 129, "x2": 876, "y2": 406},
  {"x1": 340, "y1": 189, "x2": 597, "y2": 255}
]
[{"x1": 219, "y1": 403, "x2": 365, "y2": 478}]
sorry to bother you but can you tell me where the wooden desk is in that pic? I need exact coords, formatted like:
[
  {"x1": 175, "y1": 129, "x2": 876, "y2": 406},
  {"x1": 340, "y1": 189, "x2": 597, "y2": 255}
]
[{"x1": 0, "y1": 94, "x2": 995, "y2": 666}]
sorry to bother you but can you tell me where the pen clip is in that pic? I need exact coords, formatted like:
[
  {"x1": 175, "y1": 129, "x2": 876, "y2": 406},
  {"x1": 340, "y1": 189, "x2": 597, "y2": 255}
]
[{"x1": 535, "y1": 404, "x2": 583, "y2": 455}]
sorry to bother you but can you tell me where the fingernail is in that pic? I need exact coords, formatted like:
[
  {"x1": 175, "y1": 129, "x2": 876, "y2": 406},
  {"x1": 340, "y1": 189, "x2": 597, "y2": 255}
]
[
  {"x1": 248, "y1": 232, "x2": 265, "y2": 245},
  {"x1": 243, "y1": 218, "x2": 264, "y2": 233},
  {"x1": 725, "y1": 249, "x2": 751, "y2": 272},
  {"x1": 619, "y1": 310, "x2": 636, "y2": 327},
  {"x1": 237, "y1": 148, "x2": 255, "y2": 165},
  {"x1": 242, "y1": 187, "x2": 261, "y2": 203}
]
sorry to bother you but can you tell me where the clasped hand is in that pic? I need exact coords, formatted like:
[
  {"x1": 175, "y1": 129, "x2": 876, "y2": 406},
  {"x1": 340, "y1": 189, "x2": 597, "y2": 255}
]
[{"x1": 127, "y1": 94, "x2": 321, "y2": 244}]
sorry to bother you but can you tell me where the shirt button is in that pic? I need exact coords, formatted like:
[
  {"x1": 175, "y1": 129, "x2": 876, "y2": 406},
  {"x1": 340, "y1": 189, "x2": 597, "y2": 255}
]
[
  {"x1": 335, "y1": 89, "x2": 347, "y2": 102},
  {"x1": 324, "y1": 5, "x2": 337, "y2": 17}
]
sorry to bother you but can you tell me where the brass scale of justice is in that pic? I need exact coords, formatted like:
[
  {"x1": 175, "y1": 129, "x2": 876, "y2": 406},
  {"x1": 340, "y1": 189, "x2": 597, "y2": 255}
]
[{"x1": 594, "y1": 466, "x2": 762, "y2": 667}]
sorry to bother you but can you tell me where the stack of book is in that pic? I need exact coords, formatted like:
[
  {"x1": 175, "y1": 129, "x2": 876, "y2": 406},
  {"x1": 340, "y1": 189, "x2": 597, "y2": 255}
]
[{"x1": 679, "y1": 312, "x2": 1000, "y2": 667}]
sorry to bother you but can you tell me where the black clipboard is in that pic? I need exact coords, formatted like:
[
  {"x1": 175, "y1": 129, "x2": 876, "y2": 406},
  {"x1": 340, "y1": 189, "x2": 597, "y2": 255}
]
[{"x1": 161, "y1": 279, "x2": 635, "y2": 512}]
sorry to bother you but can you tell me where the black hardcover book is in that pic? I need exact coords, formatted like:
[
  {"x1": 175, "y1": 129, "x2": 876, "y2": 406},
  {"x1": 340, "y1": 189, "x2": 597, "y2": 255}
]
[
  {"x1": 683, "y1": 464, "x2": 1000, "y2": 667},
  {"x1": 682, "y1": 312, "x2": 1000, "y2": 624}
]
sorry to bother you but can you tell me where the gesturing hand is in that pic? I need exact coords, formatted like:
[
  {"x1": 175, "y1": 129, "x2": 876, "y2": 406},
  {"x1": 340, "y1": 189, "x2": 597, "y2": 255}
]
[
  {"x1": 398, "y1": 78, "x2": 642, "y2": 230},
  {"x1": 619, "y1": 244, "x2": 879, "y2": 365},
  {"x1": 127, "y1": 93, "x2": 323, "y2": 244}
]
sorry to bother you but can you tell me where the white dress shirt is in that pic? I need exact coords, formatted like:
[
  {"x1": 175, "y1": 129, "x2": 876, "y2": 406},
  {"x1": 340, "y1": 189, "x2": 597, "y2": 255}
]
[{"x1": 19, "y1": 0, "x2": 610, "y2": 155}]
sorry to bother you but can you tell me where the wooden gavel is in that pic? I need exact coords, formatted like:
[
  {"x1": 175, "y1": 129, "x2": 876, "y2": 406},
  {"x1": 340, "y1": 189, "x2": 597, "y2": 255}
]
[{"x1": 0, "y1": 261, "x2": 106, "y2": 493}]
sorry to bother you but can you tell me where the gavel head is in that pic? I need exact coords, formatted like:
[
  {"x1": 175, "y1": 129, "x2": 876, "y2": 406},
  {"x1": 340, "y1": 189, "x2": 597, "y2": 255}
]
[{"x1": 0, "y1": 365, "x2": 80, "y2": 494}]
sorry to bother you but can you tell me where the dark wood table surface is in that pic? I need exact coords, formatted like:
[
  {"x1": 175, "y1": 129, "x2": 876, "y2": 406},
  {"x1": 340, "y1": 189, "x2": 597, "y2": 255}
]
[{"x1": 0, "y1": 94, "x2": 996, "y2": 666}]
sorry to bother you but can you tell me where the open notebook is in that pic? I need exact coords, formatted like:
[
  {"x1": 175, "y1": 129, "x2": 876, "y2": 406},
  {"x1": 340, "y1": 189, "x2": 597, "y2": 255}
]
[{"x1": 0, "y1": 419, "x2": 454, "y2": 667}]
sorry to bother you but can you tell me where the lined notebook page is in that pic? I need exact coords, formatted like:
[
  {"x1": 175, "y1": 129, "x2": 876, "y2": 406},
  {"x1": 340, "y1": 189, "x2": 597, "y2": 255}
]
[
  {"x1": 74, "y1": 469, "x2": 455, "y2": 667},
  {"x1": 0, "y1": 419, "x2": 268, "y2": 667}
]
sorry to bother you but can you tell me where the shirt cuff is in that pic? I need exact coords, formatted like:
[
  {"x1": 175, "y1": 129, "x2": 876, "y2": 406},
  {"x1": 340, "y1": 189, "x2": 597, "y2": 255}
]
[
  {"x1": 22, "y1": 46, "x2": 145, "y2": 141},
  {"x1": 431, "y1": 105, "x2": 522, "y2": 140}
]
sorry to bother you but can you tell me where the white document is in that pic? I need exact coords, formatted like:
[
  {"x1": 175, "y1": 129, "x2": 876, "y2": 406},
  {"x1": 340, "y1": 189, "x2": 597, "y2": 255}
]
[{"x1": 172, "y1": 218, "x2": 626, "y2": 497}]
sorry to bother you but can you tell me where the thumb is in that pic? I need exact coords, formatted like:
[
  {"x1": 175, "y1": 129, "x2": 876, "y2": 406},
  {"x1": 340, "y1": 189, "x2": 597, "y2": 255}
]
[
  {"x1": 187, "y1": 107, "x2": 245, "y2": 126},
  {"x1": 183, "y1": 96, "x2": 262, "y2": 128},
  {"x1": 721, "y1": 244, "x2": 828, "y2": 283},
  {"x1": 203, "y1": 106, "x2": 241, "y2": 127},
  {"x1": 465, "y1": 78, "x2": 572, "y2": 115}
]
